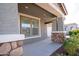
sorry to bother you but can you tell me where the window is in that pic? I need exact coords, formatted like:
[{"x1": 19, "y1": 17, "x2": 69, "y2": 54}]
[
  {"x1": 32, "y1": 19, "x2": 39, "y2": 36},
  {"x1": 20, "y1": 16, "x2": 31, "y2": 37},
  {"x1": 20, "y1": 13, "x2": 41, "y2": 38}
]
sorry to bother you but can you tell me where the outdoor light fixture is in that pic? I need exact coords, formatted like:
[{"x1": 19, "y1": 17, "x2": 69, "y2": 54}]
[{"x1": 25, "y1": 6, "x2": 29, "y2": 9}]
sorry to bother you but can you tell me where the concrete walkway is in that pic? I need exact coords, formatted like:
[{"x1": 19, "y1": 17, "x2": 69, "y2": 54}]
[{"x1": 23, "y1": 38, "x2": 63, "y2": 56}]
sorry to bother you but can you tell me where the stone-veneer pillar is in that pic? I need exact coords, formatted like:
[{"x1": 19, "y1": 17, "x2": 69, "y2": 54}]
[
  {"x1": 51, "y1": 17, "x2": 65, "y2": 43},
  {"x1": 0, "y1": 40, "x2": 23, "y2": 56}
]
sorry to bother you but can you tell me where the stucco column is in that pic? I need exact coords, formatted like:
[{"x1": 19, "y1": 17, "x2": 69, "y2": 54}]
[
  {"x1": 51, "y1": 17, "x2": 65, "y2": 43},
  {"x1": 52, "y1": 17, "x2": 65, "y2": 31},
  {"x1": 52, "y1": 18, "x2": 57, "y2": 31},
  {"x1": 57, "y1": 17, "x2": 65, "y2": 31}
]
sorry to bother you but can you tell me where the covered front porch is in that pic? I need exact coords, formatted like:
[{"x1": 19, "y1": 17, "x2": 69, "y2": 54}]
[{"x1": 18, "y1": 3, "x2": 66, "y2": 56}]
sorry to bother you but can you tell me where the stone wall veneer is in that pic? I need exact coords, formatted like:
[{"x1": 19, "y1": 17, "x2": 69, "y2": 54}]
[
  {"x1": 10, "y1": 47, "x2": 23, "y2": 56},
  {"x1": 11, "y1": 42, "x2": 17, "y2": 50},
  {"x1": 0, "y1": 40, "x2": 23, "y2": 56},
  {"x1": 17, "y1": 41, "x2": 23, "y2": 47},
  {"x1": 51, "y1": 32, "x2": 65, "y2": 43},
  {"x1": 0, "y1": 43, "x2": 11, "y2": 55}
]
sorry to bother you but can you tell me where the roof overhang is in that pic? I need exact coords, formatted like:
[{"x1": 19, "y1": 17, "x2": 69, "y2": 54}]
[
  {"x1": 59, "y1": 3, "x2": 68, "y2": 15},
  {"x1": 35, "y1": 3, "x2": 67, "y2": 17}
]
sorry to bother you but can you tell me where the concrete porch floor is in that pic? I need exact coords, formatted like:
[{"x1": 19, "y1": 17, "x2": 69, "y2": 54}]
[{"x1": 23, "y1": 38, "x2": 63, "y2": 56}]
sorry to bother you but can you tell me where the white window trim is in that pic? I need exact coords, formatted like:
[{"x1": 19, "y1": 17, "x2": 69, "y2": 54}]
[{"x1": 19, "y1": 13, "x2": 41, "y2": 39}]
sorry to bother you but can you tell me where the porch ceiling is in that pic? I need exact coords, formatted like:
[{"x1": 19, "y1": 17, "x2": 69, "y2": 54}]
[{"x1": 18, "y1": 3, "x2": 56, "y2": 23}]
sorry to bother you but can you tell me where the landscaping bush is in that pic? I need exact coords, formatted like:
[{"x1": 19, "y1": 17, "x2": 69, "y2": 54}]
[
  {"x1": 63, "y1": 34, "x2": 79, "y2": 55},
  {"x1": 69, "y1": 29, "x2": 79, "y2": 36}
]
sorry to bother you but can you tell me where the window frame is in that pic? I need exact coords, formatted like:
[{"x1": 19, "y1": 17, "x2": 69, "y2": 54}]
[{"x1": 19, "y1": 13, "x2": 41, "y2": 39}]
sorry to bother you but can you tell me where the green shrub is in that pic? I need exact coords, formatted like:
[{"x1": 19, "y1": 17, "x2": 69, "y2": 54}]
[
  {"x1": 63, "y1": 34, "x2": 79, "y2": 55},
  {"x1": 69, "y1": 29, "x2": 79, "y2": 36}
]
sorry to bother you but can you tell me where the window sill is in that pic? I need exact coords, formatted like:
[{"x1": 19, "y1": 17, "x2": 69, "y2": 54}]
[
  {"x1": 0, "y1": 34, "x2": 25, "y2": 43},
  {"x1": 24, "y1": 35, "x2": 41, "y2": 39}
]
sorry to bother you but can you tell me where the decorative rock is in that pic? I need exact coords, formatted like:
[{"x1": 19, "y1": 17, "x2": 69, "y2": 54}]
[
  {"x1": 10, "y1": 47, "x2": 23, "y2": 56},
  {"x1": 11, "y1": 42, "x2": 17, "y2": 49},
  {"x1": 0, "y1": 43, "x2": 11, "y2": 55},
  {"x1": 17, "y1": 41, "x2": 23, "y2": 47}
]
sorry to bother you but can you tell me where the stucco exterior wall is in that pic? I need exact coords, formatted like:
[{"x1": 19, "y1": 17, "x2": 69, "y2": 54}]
[{"x1": 0, "y1": 3, "x2": 20, "y2": 34}]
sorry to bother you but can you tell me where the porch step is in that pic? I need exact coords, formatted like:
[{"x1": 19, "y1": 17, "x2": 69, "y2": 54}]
[{"x1": 23, "y1": 38, "x2": 63, "y2": 56}]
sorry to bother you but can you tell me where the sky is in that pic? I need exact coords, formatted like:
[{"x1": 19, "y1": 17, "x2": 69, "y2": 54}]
[{"x1": 64, "y1": 3, "x2": 79, "y2": 25}]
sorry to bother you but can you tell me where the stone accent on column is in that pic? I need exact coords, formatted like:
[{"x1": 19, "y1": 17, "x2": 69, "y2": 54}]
[
  {"x1": 51, "y1": 31, "x2": 65, "y2": 43},
  {"x1": 0, "y1": 40, "x2": 23, "y2": 56}
]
